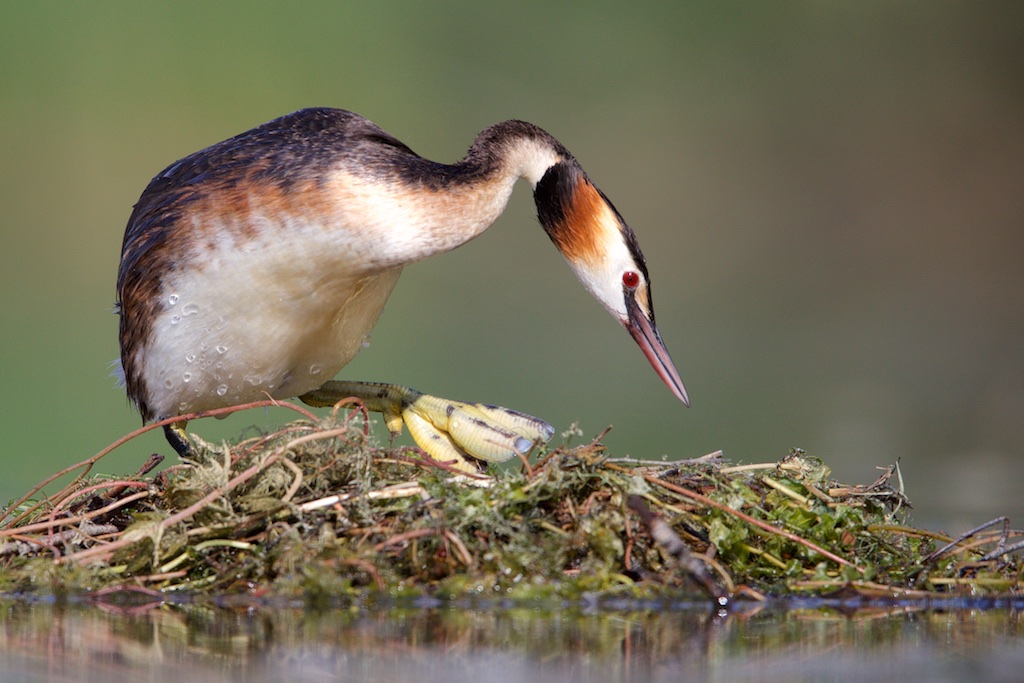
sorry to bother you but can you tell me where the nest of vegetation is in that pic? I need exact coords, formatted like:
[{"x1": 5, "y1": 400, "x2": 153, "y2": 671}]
[{"x1": 1, "y1": 400, "x2": 1021, "y2": 602}]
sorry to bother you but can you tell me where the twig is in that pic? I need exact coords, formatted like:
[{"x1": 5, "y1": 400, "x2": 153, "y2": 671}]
[
  {"x1": 339, "y1": 558, "x2": 385, "y2": 590},
  {"x1": 299, "y1": 481, "x2": 426, "y2": 512},
  {"x1": 59, "y1": 425, "x2": 340, "y2": 565},
  {"x1": 327, "y1": 396, "x2": 370, "y2": 439},
  {"x1": 627, "y1": 495, "x2": 728, "y2": 600},
  {"x1": 1, "y1": 399, "x2": 318, "y2": 528},
  {"x1": 389, "y1": 449, "x2": 492, "y2": 480},
  {"x1": 761, "y1": 475, "x2": 811, "y2": 506},
  {"x1": 103, "y1": 454, "x2": 164, "y2": 501},
  {"x1": 45, "y1": 480, "x2": 152, "y2": 535},
  {"x1": 921, "y1": 516, "x2": 1008, "y2": 565},
  {"x1": 982, "y1": 538, "x2": 1024, "y2": 562},
  {"x1": 513, "y1": 446, "x2": 536, "y2": 479},
  {"x1": 443, "y1": 529, "x2": 475, "y2": 569},
  {"x1": 0, "y1": 490, "x2": 152, "y2": 540},
  {"x1": 718, "y1": 462, "x2": 780, "y2": 474},
  {"x1": 374, "y1": 527, "x2": 440, "y2": 551}
]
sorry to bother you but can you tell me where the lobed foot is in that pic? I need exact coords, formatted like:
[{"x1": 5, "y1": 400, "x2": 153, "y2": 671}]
[{"x1": 300, "y1": 380, "x2": 555, "y2": 473}]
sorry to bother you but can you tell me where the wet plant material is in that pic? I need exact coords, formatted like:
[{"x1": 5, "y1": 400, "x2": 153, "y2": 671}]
[{"x1": 0, "y1": 401, "x2": 1021, "y2": 601}]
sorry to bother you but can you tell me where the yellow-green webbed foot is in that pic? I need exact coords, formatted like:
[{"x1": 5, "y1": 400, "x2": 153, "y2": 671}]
[{"x1": 299, "y1": 380, "x2": 555, "y2": 473}]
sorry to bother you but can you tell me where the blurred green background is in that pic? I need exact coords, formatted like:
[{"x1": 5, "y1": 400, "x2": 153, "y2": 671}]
[{"x1": 1, "y1": 2, "x2": 1021, "y2": 530}]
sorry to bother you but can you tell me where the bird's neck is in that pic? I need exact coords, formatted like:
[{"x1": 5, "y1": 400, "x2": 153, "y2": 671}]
[
  {"x1": 464, "y1": 120, "x2": 570, "y2": 185},
  {"x1": 333, "y1": 122, "x2": 570, "y2": 271}
]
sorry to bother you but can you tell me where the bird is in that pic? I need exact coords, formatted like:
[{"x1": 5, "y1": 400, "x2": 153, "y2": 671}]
[{"x1": 116, "y1": 107, "x2": 689, "y2": 473}]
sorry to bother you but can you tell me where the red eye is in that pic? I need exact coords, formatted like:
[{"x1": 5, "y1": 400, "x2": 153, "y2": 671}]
[{"x1": 622, "y1": 271, "x2": 640, "y2": 289}]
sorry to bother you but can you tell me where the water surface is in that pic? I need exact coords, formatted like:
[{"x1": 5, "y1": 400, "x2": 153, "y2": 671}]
[{"x1": 1, "y1": 596, "x2": 1021, "y2": 682}]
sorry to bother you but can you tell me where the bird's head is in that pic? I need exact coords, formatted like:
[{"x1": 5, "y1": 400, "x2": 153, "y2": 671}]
[{"x1": 533, "y1": 160, "x2": 689, "y2": 406}]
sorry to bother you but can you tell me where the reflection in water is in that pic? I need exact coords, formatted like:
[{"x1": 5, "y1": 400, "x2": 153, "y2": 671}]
[{"x1": 0, "y1": 598, "x2": 1022, "y2": 682}]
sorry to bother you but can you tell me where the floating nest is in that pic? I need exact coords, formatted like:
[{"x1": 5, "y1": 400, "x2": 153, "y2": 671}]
[{"x1": 1, "y1": 400, "x2": 1021, "y2": 601}]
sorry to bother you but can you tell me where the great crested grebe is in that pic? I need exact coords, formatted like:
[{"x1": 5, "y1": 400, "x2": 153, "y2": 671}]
[{"x1": 116, "y1": 107, "x2": 688, "y2": 473}]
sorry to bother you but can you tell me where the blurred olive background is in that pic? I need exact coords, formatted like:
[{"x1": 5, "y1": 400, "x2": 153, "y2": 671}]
[{"x1": 1, "y1": 2, "x2": 1021, "y2": 530}]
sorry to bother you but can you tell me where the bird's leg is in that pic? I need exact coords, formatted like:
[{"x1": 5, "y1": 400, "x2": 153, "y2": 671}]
[
  {"x1": 163, "y1": 421, "x2": 195, "y2": 458},
  {"x1": 299, "y1": 380, "x2": 555, "y2": 473}
]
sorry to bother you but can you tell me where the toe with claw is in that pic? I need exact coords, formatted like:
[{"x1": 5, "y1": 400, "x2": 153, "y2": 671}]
[{"x1": 300, "y1": 380, "x2": 554, "y2": 473}]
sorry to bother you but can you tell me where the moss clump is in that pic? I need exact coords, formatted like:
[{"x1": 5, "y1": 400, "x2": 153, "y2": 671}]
[{"x1": 1, "y1": 403, "x2": 1020, "y2": 600}]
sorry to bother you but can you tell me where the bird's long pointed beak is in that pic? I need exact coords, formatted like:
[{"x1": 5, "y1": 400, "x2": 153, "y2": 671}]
[{"x1": 625, "y1": 298, "x2": 690, "y2": 407}]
